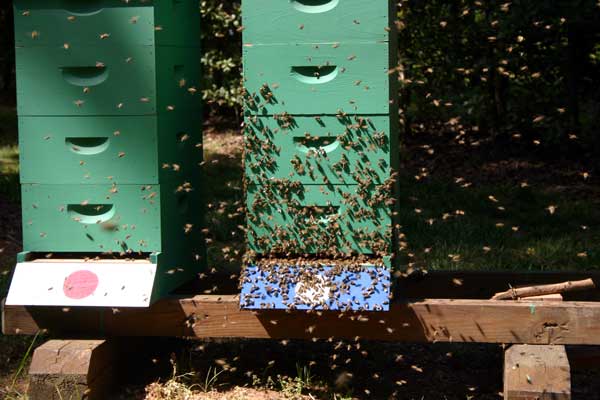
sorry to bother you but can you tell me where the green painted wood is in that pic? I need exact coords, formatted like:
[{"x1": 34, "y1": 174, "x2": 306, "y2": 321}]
[
  {"x1": 19, "y1": 113, "x2": 202, "y2": 184},
  {"x1": 243, "y1": 0, "x2": 392, "y2": 45},
  {"x1": 21, "y1": 182, "x2": 205, "y2": 296},
  {"x1": 22, "y1": 183, "x2": 163, "y2": 252},
  {"x1": 21, "y1": 179, "x2": 205, "y2": 256},
  {"x1": 243, "y1": 42, "x2": 390, "y2": 115},
  {"x1": 13, "y1": 0, "x2": 200, "y2": 47},
  {"x1": 245, "y1": 115, "x2": 394, "y2": 185},
  {"x1": 152, "y1": 177, "x2": 206, "y2": 299},
  {"x1": 156, "y1": 45, "x2": 201, "y2": 114},
  {"x1": 247, "y1": 183, "x2": 392, "y2": 255},
  {"x1": 15, "y1": 45, "x2": 200, "y2": 116}
]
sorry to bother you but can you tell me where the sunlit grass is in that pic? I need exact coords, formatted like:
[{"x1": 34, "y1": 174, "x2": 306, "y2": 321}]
[
  {"x1": 0, "y1": 144, "x2": 18, "y2": 174},
  {"x1": 203, "y1": 130, "x2": 245, "y2": 272},
  {"x1": 398, "y1": 179, "x2": 600, "y2": 271},
  {"x1": 0, "y1": 106, "x2": 19, "y2": 203}
]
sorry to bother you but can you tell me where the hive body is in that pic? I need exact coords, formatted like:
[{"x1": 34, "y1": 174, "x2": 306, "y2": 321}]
[
  {"x1": 8, "y1": 0, "x2": 204, "y2": 307},
  {"x1": 241, "y1": 0, "x2": 398, "y2": 311}
]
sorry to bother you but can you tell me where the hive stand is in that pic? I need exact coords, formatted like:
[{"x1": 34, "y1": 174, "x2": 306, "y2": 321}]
[
  {"x1": 4, "y1": 271, "x2": 600, "y2": 398},
  {"x1": 504, "y1": 345, "x2": 571, "y2": 400}
]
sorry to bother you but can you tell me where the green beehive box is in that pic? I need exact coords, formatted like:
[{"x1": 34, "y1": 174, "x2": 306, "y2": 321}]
[
  {"x1": 243, "y1": 42, "x2": 391, "y2": 115},
  {"x1": 13, "y1": 0, "x2": 200, "y2": 48},
  {"x1": 246, "y1": 183, "x2": 393, "y2": 255},
  {"x1": 21, "y1": 180, "x2": 201, "y2": 253},
  {"x1": 8, "y1": 0, "x2": 205, "y2": 308},
  {"x1": 16, "y1": 45, "x2": 199, "y2": 116},
  {"x1": 15, "y1": 179, "x2": 204, "y2": 306},
  {"x1": 19, "y1": 113, "x2": 202, "y2": 184},
  {"x1": 245, "y1": 115, "x2": 394, "y2": 185},
  {"x1": 242, "y1": 0, "x2": 392, "y2": 45}
]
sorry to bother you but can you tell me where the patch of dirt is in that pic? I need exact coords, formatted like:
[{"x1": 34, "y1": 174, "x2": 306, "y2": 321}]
[
  {"x1": 0, "y1": 194, "x2": 20, "y2": 247},
  {"x1": 146, "y1": 384, "x2": 312, "y2": 400}
]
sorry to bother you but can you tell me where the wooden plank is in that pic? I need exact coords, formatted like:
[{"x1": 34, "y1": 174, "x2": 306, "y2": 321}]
[
  {"x1": 504, "y1": 345, "x2": 571, "y2": 400},
  {"x1": 4, "y1": 296, "x2": 600, "y2": 345},
  {"x1": 28, "y1": 339, "x2": 117, "y2": 400}
]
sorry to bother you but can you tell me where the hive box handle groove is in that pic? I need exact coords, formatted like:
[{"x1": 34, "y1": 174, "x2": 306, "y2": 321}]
[
  {"x1": 290, "y1": 66, "x2": 338, "y2": 84},
  {"x1": 61, "y1": 66, "x2": 109, "y2": 87},
  {"x1": 65, "y1": 137, "x2": 110, "y2": 155},
  {"x1": 67, "y1": 204, "x2": 116, "y2": 225},
  {"x1": 291, "y1": 0, "x2": 339, "y2": 13},
  {"x1": 304, "y1": 205, "x2": 340, "y2": 225},
  {"x1": 60, "y1": 0, "x2": 104, "y2": 16},
  {"x1": 293, "y1": 136, "x2": 339, "y2": 154}
]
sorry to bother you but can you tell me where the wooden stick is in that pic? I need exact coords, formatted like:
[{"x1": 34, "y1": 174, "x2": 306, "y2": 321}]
[{"x1": 492, "y1": 279, "x2": 595, "y2": 300}]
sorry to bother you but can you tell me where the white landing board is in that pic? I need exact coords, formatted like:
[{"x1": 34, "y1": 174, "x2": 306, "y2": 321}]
[{"x1": 6, "y1": 260, "x2": 157, "y2": 307}]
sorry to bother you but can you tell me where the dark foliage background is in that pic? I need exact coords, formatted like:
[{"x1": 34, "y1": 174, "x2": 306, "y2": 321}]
[
  {"x1": 1, "y1": 1, "x2": 599, "y2": 155},
  {"x1": 0, "y1": 4, "x2": 15, "y2": 102}
]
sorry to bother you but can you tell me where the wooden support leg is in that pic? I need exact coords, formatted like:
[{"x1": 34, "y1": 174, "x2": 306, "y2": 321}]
[
  {"x1": 504, "y1": 345, "x2": 571, "y2": 400},
  {"x1": 28, "y1": 340, "x2": 116, "y2": 400}
]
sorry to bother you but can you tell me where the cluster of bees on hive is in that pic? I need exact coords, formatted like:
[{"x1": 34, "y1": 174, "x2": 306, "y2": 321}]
[{"x1": 240, "y1": 66, "x2": 400, "y2": 309}]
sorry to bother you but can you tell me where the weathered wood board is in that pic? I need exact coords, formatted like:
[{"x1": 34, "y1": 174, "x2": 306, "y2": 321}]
[
  {"x1": 504, "y1": 345, "x2": 571, "y2": 400},
  {"x1": 4, "y1": 296, "x2": 600, "y2": 345}
]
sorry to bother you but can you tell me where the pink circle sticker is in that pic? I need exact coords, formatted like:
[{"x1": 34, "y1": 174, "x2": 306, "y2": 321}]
[{"x1": 63, "y1": 270, "x2": 99, "y2": 300}]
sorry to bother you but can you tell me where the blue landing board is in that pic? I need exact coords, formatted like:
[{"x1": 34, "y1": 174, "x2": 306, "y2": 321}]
[{"x1": 240, "y1": 265, "x2": 391, "y2": 311}]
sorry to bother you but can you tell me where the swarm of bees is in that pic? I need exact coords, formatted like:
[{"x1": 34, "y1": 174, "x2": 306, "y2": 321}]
[{"x1": 240, "y1": 14, "x2": 399, "y2": 310}]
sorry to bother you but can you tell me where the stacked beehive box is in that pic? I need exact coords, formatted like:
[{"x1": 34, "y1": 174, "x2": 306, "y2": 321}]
[
  {"x1": 241, "y1": 1, "x2": 398, "y2": 310},
  {"x1": 6, "y1": 0, "x2": 204, "y2": 307}
]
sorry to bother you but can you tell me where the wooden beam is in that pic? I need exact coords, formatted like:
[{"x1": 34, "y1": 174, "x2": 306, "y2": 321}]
[
  {"x1": 4, "y1": 296, "x2": 600, "y2": 345},
  {"x1": 504, "y1": 345, "x2": 571, "y2": 400},
  {"x1": 28, "y1": 340, "x2": 117, "y2": 400}
]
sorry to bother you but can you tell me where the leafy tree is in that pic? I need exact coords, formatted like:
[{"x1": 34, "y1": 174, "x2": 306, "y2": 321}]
[
  {"x1": 397, "y1": 0, "x2": 600, "y2": 157},
  {"x1": 200, "y1": 0, "x2": 242, "y2": 118}
]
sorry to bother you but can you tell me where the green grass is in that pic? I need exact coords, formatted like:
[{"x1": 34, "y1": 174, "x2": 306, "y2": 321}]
[
  {"x1": 202, "y1": 131, "x2": 245, "y2": 272},
  {"x1": 398, "y1": 179, "x2": 600, "y2": 271},
  {"x1": 0, "y1": 105, "x2": 19, "y2": 203}
]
